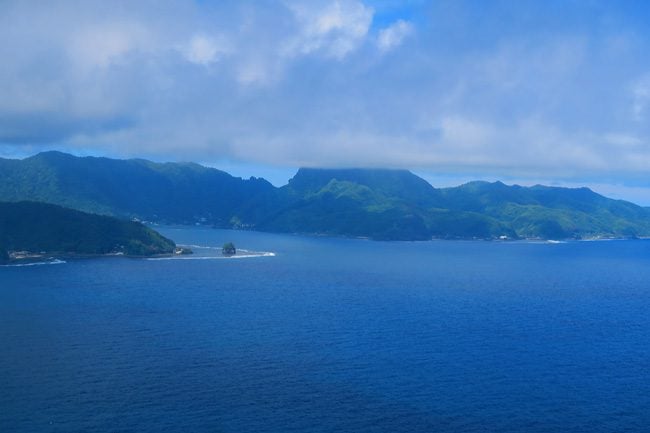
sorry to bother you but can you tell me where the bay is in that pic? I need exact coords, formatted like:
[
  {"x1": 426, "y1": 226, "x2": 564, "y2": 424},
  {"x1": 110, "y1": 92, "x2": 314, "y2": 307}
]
[{"x1": 2, "y1": 226, "x2": 650, "y2": 432}]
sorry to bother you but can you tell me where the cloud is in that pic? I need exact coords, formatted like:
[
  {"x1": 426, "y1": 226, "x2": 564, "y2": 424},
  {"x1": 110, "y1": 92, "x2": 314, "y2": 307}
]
[
  {"x1": 284, "y1": 0, "x2": 373, "y2": 59},
  {"x1": 632, "y1": 74, "x2": 650, "y2": 121},
  {"x1": 183, "y1": 34, "x2": 227, "y2": 66},
  {"x1": 1, "y1": 0, "x2": 650, "y2": 203},
  {"x1": 377, "y1": 19, "x2": 413, "y2": 52},
  {"x1": 67, "y1": 21, "x2": 151, "y2": 70}
]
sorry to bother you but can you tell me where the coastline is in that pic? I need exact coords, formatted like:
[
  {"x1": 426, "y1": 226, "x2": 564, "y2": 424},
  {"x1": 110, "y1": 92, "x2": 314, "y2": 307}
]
[
  {"x1": 1, "y1": 249, "x2": 191, "y2": 266},
  {"x1": 4, "y1": 228, "x2": 648, "y2": 267},
  {"x1": 216, "y1": 226, "x2": 648, "y2": 243},
  {"x1": 160, "y1": 222, "x2": 650, "y2": 243}
]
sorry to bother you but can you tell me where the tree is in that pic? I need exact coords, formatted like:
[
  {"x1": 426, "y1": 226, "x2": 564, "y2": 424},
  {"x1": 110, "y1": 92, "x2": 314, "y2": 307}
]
[{"x1": 222, "y1": 242, "x2": 236, "y2": 255}]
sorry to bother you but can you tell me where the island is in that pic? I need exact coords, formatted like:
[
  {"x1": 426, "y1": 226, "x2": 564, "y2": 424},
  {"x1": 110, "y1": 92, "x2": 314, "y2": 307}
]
[
  {"x1": 0, "y1": 201, "x2": 177, "y2": 264},
  {"x1": 222, "y1": 242, "x2": 236, "y2": 255}
]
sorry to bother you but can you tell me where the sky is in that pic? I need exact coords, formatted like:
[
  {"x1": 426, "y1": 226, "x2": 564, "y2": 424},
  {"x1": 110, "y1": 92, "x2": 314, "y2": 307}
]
[{"x1": 1, "y1": 0, "x2": 650, "y2": 203}]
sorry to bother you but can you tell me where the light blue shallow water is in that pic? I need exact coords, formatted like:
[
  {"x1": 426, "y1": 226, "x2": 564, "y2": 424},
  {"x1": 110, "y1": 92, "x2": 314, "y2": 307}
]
[{"x1": 2, "y1": 227, "x2": 650, "y2": 432}]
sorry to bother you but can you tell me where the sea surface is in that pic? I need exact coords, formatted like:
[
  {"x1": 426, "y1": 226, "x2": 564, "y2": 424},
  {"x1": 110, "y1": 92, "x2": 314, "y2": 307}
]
[{"x1": 2, "y1": 227, "x2": 650, "y2": 433}]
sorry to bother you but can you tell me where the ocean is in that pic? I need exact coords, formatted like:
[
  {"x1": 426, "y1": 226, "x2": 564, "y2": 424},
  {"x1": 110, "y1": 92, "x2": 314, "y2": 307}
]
[{"x1": 2, "y1": 226, "x2": 650, "y2": 432}]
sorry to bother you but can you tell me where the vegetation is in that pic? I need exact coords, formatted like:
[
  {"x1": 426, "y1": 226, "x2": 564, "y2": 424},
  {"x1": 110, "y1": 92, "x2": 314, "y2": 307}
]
[
  {"x1": 257, "y1": 168, "x2": 650, "y2": 240},
  {"x1": 1, "y1": 152, "x2": 650, "y2": 241},
  {"x1": 0, "y1": 201, "x2": 175, "y2": 258},
  {"x1": 222, "y1": 242, "x2": 236, "y2": 255},
  {"x1": 0, "y1": 151, "x2": 274, "y2": 225}
]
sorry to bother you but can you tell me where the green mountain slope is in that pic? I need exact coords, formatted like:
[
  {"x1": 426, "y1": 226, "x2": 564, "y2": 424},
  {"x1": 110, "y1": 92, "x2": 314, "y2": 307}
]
[
  {"x1": 0, "y1": 201, "x2": 175, "y2": 262},
  {"x1": 259, "y1": 169, "x2": 513, "y2": 240},
  {"x1": 0, "y1": 151, "x2": 274, "y2": 225},
  {"x1": 1, "y1": 152, "x2": 649, "y2": 241},
  {"x1": 285, "y1": 168, "x2": 442, "y2": 206},
  {"x1": 439, "y1": 181, "x2": 650, "y2": 239}
]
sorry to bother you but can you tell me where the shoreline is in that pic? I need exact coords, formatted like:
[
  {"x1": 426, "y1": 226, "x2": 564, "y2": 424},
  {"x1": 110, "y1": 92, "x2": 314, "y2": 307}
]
[
  {"x1": 156, "y1": 223, "x2": 650, "y2": 243},
  {"x1": 2, "y1": 250, "x2": 189, "y2": 266},
  {"x1": 154, "y1": 222, "x2": 650, "y2": 243}
]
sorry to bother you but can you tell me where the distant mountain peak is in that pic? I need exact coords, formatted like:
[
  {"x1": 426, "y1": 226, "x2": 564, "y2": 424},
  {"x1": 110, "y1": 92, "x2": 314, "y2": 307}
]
[
  {"x1": 288, "y1": 166, "x2": 436, "y2": 196},
  {"x1": 28, "y1": 150, "x2": 74, "y2": 160}
]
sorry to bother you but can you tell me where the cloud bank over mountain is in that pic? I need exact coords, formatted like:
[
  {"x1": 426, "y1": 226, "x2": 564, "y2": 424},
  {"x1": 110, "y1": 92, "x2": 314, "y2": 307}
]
[{"x1": 1, "y1": 0, "x2": 650, "y2": 201}]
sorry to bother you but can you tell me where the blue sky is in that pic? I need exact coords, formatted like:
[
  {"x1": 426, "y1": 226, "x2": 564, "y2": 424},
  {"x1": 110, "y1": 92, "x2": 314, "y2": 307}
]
[{"x1": 1, "y1": 0, "x2": 650, "y2": 203}]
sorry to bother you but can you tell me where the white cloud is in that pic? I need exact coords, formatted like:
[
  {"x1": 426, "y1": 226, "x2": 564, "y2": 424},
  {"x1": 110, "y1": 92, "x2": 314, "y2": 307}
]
[
  {"x1": 632, "y1": 74, "x2": 650, "y2": 121},
  {"x1": 377, "y1": 19, "x2": 413, "y2": 52},
  {"x1": 284, "y1": 0, "x2": 373, "y2": 59},
  {"x1": 184, "y1": 34, "x2": 226, "y2": 66},
  {"x1": 603, "y1": 133, "x2": 642, "y2": 148},
  {"x1": 67, "y1": 22, "x2": 151, "y2": 70}
]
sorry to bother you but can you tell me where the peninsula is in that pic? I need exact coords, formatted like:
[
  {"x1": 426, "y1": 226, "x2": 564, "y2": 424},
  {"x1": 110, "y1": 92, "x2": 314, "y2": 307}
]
[{"x1": 0, "y1": 201, "x2": 176, "y2": 264}]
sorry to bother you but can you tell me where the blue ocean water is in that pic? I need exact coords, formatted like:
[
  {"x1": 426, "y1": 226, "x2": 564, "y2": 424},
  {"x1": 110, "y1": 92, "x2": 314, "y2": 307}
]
[{"x1": 2, "y1": 227, "x2": 650, "y2": 433}]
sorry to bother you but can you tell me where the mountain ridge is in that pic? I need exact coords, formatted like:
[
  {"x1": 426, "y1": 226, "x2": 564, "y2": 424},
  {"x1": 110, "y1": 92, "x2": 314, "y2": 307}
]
[{"x1": 1, "y1": 152, "x2": 649, "y2": 241}]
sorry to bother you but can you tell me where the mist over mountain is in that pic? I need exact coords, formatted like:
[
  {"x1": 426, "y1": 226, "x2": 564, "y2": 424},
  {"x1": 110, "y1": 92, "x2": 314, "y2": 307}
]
[{"x1": 2, "y1": 152, "x2": 649, "y2": 241}]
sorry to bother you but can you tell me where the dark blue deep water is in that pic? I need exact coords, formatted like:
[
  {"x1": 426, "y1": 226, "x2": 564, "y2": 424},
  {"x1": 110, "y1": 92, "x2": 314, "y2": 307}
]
[{"x1": 2, "y1": 227, "x2": 650, "y2": 432}]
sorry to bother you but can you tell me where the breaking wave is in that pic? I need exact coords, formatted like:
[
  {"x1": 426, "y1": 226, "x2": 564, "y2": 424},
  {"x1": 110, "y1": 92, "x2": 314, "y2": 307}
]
[
  {"x1": 1, "y1": 258, "x2": 67, "y2": 267},
  {"x1": 146, "y1": 249, "x2": 275, "y2": 261}
]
